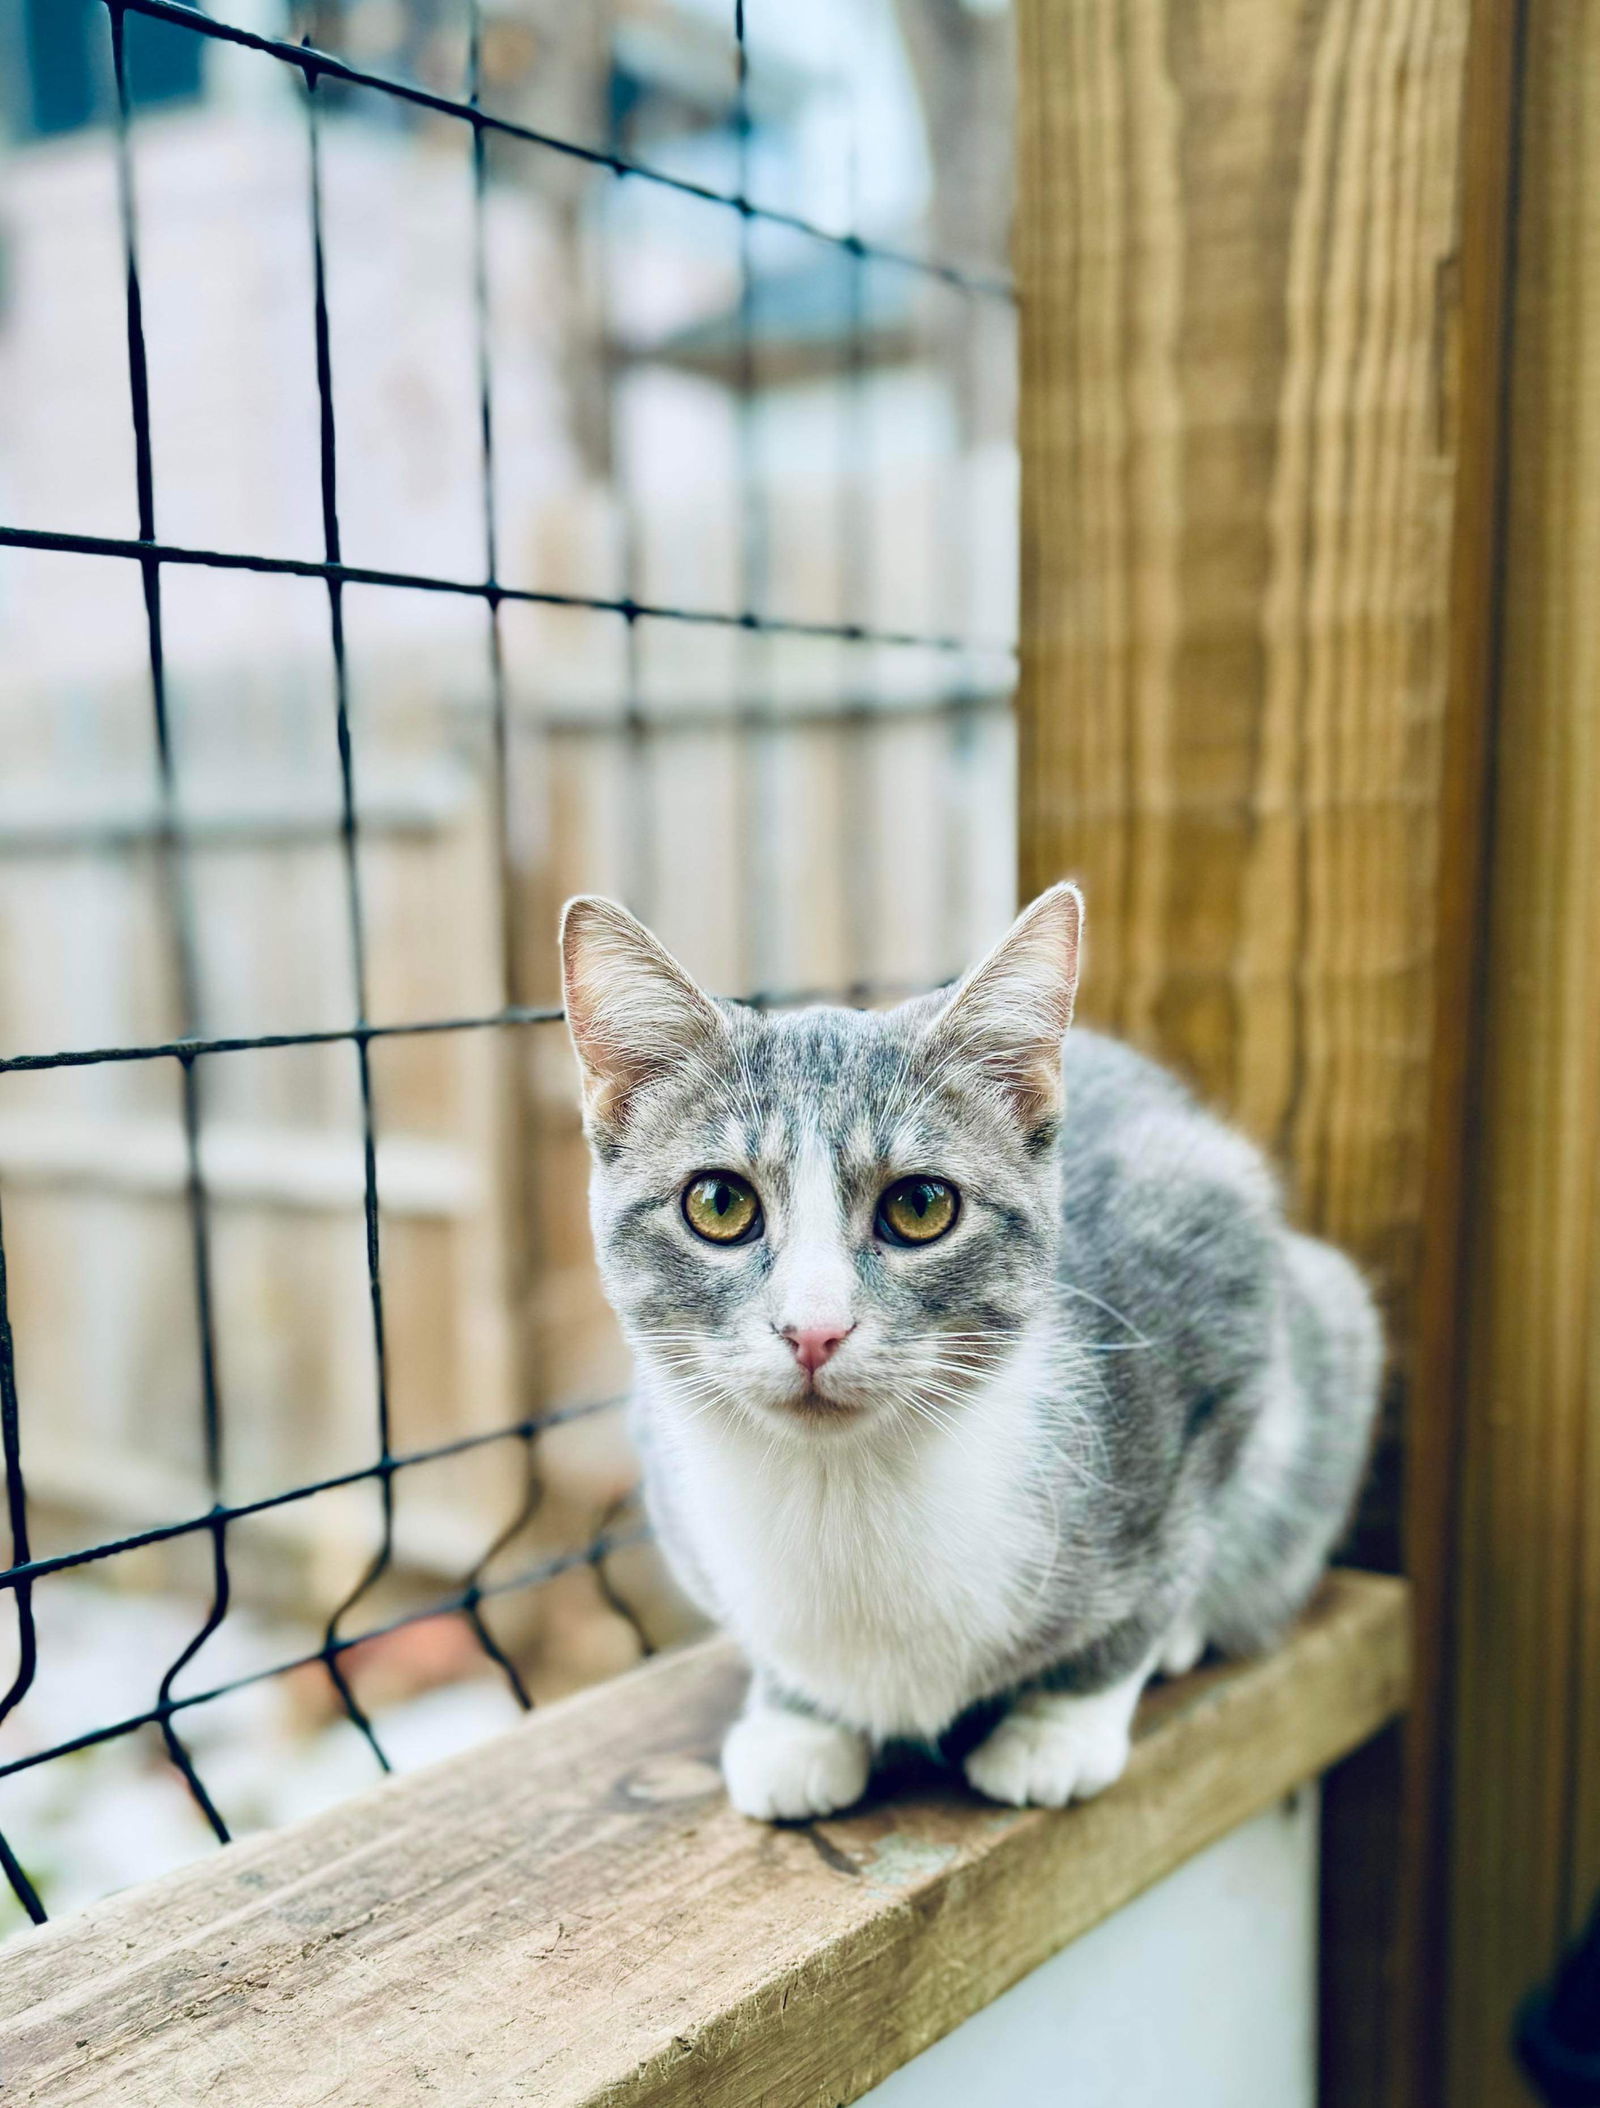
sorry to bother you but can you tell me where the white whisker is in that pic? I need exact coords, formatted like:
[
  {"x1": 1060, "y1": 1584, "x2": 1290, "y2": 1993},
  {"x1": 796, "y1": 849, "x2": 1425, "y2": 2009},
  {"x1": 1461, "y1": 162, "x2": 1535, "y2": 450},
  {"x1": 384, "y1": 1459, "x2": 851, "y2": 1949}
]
[{"x1": 1057, "y1": 1280, "x2": 1153, "y2": 1347}]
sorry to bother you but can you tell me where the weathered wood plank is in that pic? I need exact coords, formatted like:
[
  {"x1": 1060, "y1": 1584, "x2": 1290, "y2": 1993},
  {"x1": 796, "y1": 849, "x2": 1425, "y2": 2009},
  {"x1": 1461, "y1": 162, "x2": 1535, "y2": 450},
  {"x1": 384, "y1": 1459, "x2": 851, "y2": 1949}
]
[
  {"x1": 1397, "y1": 4, "x2": 1524, "y2": 2101},
  {"x1": 0, "y1": 1572, "x2": 1406, "y2": 2108},
  {"x1": 1446, "y1": 7, "x2": 1600, "y2": 2101}
]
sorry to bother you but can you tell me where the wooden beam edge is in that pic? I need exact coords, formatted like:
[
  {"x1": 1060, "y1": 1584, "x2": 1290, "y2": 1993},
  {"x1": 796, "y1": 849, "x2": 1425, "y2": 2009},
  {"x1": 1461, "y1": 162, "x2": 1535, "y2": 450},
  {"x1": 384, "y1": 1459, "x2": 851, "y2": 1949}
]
[
  {"x1": 619, "y1": 1571, "x2": 1411, "y2": 2108},
  {"x1": 0, "y1": 1571, "x2": 1408, "y2": 2108}
]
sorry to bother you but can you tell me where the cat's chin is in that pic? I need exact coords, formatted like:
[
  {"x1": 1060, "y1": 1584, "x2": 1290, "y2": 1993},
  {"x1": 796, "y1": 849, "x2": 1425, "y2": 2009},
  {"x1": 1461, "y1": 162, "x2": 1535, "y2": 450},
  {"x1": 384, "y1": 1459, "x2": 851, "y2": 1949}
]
[
  {"x1": 756, "y1": 1377, "x2": 871, "y2": 1432},
  {"x1": 782, "y1": 1389, "x2": 866, "y2": 1424}
]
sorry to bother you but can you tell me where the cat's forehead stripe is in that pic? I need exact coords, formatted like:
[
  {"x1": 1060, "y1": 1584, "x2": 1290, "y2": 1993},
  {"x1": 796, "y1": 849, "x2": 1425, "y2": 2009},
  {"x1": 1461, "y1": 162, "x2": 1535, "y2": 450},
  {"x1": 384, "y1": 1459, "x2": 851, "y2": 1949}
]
[
  {"x1": 749, "y1": 1006, "x2": 940, "y2": 1131},
  {"x1": 621, "y1": 993, "x2": 1029, "y2": 1193},
  {"x1": 844, "y1": 1114, "x2": 878, "y2": 1163},
  {"x1": 714, "y1": 1111, "x2": 750, "y2": 1163}
]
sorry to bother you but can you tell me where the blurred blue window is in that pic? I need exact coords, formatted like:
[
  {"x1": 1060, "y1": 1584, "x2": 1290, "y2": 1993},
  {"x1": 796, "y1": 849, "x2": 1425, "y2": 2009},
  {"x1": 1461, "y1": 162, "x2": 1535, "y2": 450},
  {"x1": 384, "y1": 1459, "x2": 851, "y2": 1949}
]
[{"x1": 6, "y1": 0, "x2": 205, "y2": 140}]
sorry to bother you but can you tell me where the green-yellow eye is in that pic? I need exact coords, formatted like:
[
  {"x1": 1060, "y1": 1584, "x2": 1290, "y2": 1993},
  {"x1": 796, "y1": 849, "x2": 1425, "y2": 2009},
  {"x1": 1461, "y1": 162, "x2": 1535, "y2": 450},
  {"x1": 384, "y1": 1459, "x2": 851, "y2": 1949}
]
[
  {"x1": 877, "y1": 1176, "x2": 959, "y2": 1246},
  {"x1": 682, "y1": 1172, "x2": 762, "y2": 1245}
]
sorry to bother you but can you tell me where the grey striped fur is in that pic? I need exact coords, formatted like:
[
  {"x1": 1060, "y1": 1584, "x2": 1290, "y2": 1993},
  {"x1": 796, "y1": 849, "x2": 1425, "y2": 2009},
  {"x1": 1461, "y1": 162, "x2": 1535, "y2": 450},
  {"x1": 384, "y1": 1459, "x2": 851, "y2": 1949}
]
[{"x1": 561, "y1": 886, "x2": 1382, "y2": 1816}]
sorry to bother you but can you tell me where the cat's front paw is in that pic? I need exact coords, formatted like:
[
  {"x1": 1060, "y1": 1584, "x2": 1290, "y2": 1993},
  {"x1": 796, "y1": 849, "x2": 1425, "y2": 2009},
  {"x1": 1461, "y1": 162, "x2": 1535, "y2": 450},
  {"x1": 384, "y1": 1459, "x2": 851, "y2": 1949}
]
[
  {"x1": 722, "y1": 1706, "x2": 870, "y2": 1821},
  {"x1": 964, "y1": 1689, "x2": 1135, "y2": 1809}
]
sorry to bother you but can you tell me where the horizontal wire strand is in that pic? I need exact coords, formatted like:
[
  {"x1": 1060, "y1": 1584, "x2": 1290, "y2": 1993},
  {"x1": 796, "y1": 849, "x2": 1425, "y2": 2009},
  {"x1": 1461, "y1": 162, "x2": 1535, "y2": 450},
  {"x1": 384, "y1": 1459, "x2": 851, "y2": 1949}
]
[
  {"x1": 0, "y1": 523, "x2": 1005, "y2": 658},
  {"x1": 0, "y1": 1394, "x2": 627, "y2": 1594},
  {"x1": 96, "y1": 0, "x2": 1013, "y2": 299},
  {"x1": 0, "y1": 976, "x2": 935, "y2": 1075},
  {"x1": 0, "y1": 1524, "x2": 651, "y2": 1786}
]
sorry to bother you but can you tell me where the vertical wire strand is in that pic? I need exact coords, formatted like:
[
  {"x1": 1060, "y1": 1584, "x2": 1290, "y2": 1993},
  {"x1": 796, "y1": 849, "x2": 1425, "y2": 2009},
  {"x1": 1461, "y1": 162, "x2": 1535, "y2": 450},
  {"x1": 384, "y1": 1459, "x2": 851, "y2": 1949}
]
[
  {"x1": 833, "y1": 39, "x2": 877, "y2": 999},
  {"x1": 302, "y1": 53, "x2": 394, "y2": 1771},
  {"x1": 458, "y1": 1427, "x2": 537, "y2": 1711},
  {"x1": 588, "y1": 1485, "x2": 655, "y2": 1659},
  {"x1": 600, "y1": 18, "x2": 653, "y2": 921},
  {"x1": 941, "y1": 279, "x2": 982, "y2": 980},
  {"x1": 732, "y1": 0, "x2": 777, "y2": 996},
  {"x1": 839, "y1": 222, "x2": 875, "y2": 1001},
  {"x1": 108, "y1": 0, "x2": 232, "y2": 1843},
  {"x1": 0, "y1": 1830, "x2": 44, "y2": 1928},
  {"x1": 463, "y1": 2, "x2": 545, "y2": 1708},
  {"x1": 0, "y1": 1195, "x2": 46, "y2": 1923}
]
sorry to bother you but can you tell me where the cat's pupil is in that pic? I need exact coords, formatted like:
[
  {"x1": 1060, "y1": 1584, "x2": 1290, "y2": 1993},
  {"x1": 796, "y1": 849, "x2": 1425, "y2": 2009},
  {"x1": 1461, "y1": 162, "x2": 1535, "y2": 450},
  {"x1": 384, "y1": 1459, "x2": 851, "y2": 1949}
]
[{"x1": 713, "y1": 1183, "x2": 733, "y2": 1215}]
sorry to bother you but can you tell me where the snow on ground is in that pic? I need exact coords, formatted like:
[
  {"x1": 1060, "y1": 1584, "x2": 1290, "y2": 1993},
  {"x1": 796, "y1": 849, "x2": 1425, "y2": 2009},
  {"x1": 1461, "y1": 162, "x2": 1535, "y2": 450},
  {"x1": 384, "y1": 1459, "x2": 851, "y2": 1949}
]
[{"x1": 0, "y1": 1579, "x2": 527, "y2": 1937}]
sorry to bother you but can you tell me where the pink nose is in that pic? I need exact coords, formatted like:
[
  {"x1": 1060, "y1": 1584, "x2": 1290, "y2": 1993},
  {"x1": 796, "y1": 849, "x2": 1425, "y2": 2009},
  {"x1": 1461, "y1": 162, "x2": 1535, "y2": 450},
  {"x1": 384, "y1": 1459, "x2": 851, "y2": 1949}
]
[{"x1": 783, "y1": 1325, "x2": 853, "y2": 1376}]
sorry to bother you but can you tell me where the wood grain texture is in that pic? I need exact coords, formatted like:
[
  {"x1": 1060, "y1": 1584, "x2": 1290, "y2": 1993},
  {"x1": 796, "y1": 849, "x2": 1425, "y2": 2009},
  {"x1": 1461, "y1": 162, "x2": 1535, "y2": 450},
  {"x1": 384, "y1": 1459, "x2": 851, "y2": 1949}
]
[
  {"x1": 1014, "y1": 0, "x2": 1477, "y2": 1481},
  {"x1": 1447, "y1": 6, "x2": 1600, "y2": 2100},
  {"x1": 0, "y1": 1573, "x2": 1406, "y2": 2108},
  {"x1": 1400, "y1": 0, "x2": 1524, "y2": 2099},
  {"x1": 1013, "y1": 8, "x2": 1509, "y2": 2105}
]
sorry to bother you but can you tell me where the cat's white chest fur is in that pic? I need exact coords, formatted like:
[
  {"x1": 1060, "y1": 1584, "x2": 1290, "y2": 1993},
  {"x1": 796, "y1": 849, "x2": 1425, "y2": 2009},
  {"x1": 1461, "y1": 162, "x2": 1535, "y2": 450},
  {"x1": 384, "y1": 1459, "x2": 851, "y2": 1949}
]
[{"x1": 655, "y1": 1360, "x2": 1054, "y2": 1742}]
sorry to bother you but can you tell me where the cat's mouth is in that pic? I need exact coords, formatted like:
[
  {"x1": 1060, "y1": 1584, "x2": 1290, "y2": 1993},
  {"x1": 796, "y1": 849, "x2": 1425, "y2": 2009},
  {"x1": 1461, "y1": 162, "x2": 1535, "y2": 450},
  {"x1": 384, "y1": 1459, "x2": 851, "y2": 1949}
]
[
  {"x1": 782, "y1": 1381, "x2": 864, "y2": 1420},
  {"x1": 769, "y1": 1365, "x2": 870, "y2": 1424}
]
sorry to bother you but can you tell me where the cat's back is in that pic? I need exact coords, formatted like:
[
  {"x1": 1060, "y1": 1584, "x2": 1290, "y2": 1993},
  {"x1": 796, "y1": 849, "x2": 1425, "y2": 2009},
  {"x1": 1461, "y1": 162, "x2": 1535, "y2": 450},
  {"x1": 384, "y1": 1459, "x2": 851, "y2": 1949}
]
[
  {"x1": 1060, "y1": 1025, "x2": 1194, "y2": 1140},
  {"x1": 1056, "y1": 1027, "x2": 1282, "y2": 1394}
]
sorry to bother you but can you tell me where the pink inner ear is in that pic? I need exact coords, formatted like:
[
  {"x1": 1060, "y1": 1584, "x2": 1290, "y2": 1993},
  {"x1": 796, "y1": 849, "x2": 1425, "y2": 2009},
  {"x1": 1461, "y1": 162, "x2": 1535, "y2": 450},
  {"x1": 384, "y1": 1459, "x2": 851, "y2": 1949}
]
[
  {"x1": 560, "y1": 898, "x2": 723, "y2": 1128},
  {"x1": 928, "y1": 886, "x2": 1081, "y2": 1122}
]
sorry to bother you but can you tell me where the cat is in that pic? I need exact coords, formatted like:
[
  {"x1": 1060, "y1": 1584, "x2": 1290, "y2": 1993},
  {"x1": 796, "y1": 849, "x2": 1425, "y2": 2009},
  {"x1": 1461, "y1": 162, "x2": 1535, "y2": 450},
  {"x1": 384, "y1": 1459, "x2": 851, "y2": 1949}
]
[{"x1": 559, "y1": 883, "x2": 1382, "y2": 1819}]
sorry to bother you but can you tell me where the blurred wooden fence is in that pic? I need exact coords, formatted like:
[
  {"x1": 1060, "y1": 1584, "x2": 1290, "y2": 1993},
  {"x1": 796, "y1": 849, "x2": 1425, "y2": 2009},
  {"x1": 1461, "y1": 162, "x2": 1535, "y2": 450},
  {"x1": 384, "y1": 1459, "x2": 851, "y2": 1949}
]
[{"x1": 0, "y1": 637, "x2": 1013, "y2": 1638}]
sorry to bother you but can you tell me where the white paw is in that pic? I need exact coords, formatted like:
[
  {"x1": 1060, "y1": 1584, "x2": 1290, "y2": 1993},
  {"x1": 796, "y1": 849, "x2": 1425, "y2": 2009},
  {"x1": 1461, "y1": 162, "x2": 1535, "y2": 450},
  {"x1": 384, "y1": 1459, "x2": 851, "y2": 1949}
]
[
  {"x1": 964, "y1": 1693, "x2": 1135, "y2": 1809},
  {"x1": 722, "y1": 1708, "x2": 870, "y2": 1821},
  {"x1": 1159, "y1": 1614, "x2": 1207, "y2": 1678}
]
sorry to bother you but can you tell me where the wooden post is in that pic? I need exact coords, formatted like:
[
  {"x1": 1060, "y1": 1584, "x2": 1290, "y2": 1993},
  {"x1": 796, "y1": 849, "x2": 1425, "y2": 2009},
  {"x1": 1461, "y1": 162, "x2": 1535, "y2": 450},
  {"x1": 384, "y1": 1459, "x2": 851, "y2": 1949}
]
[
  {"x1": 1014, "y1": 3, "x2": 1519, "y2": 2103},
  {"x1": 1446, "y1": 5, "x2": 1600, "y2": 2101}
]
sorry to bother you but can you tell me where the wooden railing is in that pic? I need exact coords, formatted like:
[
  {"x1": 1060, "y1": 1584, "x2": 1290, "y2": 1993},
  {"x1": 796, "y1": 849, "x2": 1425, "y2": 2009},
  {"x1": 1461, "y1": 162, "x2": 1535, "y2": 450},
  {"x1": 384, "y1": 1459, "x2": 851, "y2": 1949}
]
[{"x1": 0, "y1": 1574, "x2": 1407, "y2": 2107}]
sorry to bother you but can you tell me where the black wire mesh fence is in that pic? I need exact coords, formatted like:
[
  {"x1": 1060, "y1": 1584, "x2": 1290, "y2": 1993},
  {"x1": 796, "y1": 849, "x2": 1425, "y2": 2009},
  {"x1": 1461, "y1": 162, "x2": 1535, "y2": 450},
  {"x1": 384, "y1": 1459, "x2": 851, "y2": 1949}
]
[{"x1": 0, "y1": 0, "x2": 1015, "y2": 1926}]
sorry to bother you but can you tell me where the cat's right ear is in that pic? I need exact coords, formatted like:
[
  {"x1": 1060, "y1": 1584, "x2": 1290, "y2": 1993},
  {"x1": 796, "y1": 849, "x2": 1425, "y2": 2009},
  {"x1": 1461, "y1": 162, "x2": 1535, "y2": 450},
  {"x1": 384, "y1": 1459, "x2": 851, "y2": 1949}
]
[
  {"x1": 559, "y1": 897, "x2": 725, "y2": 1132},
  {"x1": 926, "y1": 881, "x2": 1083, "y2": 1129}
]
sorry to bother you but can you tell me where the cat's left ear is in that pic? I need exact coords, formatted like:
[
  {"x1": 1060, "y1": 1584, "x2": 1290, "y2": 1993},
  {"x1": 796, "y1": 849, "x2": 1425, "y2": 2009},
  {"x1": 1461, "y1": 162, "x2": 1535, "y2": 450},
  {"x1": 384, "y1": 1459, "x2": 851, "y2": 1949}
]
[
  {"x1": 560, "y1": 896, "x2": 726, "y2": 1132},
  {"x1": 927, "y1": 882, "x2": 1083, "y2": 1127}
]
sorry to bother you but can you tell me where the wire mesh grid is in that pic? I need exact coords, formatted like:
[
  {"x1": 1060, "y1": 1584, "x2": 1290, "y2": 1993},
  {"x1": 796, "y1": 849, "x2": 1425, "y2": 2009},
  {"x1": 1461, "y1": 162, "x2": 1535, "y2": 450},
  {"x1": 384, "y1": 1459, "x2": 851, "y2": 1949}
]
[{"x1": 0, "y1": 0, "x2": 1015, "y2": 1925}]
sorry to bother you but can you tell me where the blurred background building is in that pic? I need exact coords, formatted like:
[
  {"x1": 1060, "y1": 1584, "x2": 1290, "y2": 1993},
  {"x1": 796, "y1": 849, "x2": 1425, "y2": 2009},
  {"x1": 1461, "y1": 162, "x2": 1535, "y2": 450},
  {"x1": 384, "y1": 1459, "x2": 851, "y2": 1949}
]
[{"x1": 0, "y1": 0, "x2": 1016, "y2": 1925}]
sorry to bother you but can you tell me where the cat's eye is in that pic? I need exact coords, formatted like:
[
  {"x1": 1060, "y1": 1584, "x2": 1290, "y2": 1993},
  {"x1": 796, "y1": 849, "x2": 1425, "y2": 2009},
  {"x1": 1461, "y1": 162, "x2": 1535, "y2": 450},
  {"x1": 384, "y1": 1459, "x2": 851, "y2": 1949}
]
[
  {"x1": 682, "y1": 1171, "x2": 763, "y2": 1245},
  {"x1": 877, "y1": 1175, "x2": 960, "y2": 1246}
]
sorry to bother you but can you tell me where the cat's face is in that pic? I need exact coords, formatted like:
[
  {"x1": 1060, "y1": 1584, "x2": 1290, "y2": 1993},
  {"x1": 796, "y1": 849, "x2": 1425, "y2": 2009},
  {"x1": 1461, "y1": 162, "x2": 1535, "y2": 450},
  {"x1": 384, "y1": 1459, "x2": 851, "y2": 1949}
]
[{"x1": 560, "y1": 886, "x2": 1082, "y2": 1444}]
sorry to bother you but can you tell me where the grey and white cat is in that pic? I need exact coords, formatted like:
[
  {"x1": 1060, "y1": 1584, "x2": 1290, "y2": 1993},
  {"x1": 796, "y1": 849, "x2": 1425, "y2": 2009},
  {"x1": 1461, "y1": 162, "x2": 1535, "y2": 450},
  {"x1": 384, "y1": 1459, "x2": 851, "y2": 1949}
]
[{"x1": 560, "y1": 884, "x2": 1381, "y2": 1819}]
